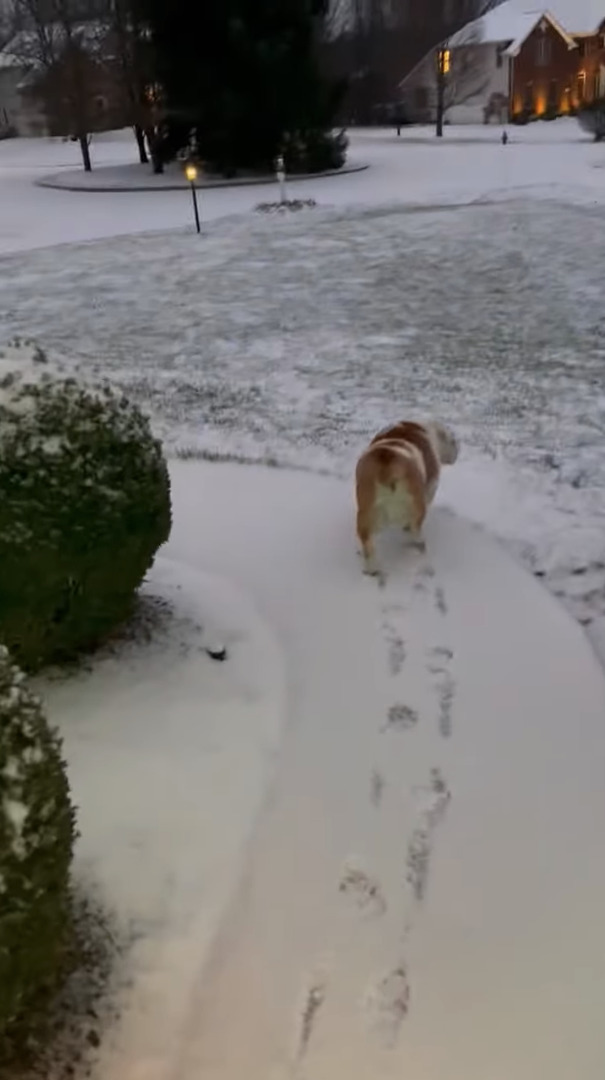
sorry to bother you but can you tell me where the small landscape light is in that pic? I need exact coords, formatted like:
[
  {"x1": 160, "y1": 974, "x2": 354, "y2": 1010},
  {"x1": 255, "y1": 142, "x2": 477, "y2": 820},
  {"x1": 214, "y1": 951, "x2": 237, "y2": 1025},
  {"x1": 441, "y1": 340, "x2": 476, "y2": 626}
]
[{"x1": 184, "y1": 161, "x2": 201, "y2": 234}]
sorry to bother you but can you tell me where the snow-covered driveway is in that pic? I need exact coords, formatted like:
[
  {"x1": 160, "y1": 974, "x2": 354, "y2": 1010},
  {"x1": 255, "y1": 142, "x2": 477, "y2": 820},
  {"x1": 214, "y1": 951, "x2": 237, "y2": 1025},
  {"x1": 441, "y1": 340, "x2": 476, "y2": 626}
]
[{"x1": 154, "y1": 462, "x2": 604, "y2": 1080}]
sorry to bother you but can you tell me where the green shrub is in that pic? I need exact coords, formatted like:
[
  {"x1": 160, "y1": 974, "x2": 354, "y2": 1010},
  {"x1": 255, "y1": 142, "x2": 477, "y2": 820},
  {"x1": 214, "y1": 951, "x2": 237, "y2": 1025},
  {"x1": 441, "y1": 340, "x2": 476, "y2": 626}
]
[
  {"x1": 0, "y1": 340, "x2": 172, "y2": 671},
  {"x1": 578, "y1": 99, "x2": 605, "y2": 141},
  {"x1": 0, "y1": 645, "x2": 76, "y2": 1055},
  {"x1": 283, "y1": 128, "x2": 348, "y2": 174}
]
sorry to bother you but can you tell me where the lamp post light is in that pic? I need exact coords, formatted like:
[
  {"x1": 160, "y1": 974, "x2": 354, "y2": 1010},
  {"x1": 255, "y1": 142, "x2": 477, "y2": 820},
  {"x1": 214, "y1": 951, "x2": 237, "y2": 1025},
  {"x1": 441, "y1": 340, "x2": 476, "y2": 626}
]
[
  {"x1": 185, "y1": 162, "x2": 201, "y2": 234},
  {"x1": 435, "y1": 46, "x2": 451, "y2": 138},
  {"x1": 276, "y1": 153, "x2": 287, "y2": 205}
]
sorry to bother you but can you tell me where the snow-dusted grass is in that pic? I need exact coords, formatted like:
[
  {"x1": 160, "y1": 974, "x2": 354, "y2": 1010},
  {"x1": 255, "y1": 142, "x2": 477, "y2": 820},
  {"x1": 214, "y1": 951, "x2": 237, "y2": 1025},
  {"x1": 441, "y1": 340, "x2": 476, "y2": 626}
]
[
  {"x1": 35, "y1": 557, "x2": 286, "y2": 1080},
  {"x1": 1, "y1": 118, "x2": 605, "y2": 255},
  {"x1": 1, "y1": 196, "x2": 604, "y2": 654}
]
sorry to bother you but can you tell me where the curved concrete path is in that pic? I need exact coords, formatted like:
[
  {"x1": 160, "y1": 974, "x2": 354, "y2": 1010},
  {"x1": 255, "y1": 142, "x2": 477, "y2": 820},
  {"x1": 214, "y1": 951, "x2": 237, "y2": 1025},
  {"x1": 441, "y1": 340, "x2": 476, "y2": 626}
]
[{"x1": 162, "y1": 461, "x2": 605, "y2": 1080}]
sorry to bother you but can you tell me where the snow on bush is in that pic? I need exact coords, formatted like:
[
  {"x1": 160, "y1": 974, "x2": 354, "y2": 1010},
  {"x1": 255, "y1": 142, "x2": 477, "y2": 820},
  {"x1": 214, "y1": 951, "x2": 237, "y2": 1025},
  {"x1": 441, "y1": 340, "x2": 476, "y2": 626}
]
[
  {"x1": 0, "y1": 340, "x2": 172, "y2": 671},
  {"x1": 0, "y1": 645, "x2": 76, "y2": 1055}
]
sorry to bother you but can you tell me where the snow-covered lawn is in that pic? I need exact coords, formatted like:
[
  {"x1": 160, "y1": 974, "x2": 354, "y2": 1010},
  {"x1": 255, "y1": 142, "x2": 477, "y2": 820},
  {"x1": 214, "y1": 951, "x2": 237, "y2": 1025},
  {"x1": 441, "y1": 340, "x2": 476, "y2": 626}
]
[
  {"x1": 1, "y1": 195, "x2": 604, "y2": 658},
  {"x1": 2, "y1": 118, "x2": 605, "y2": 254},
  {"x1": 40, "y1": 462, "x2": 605, "y2": 1079}
]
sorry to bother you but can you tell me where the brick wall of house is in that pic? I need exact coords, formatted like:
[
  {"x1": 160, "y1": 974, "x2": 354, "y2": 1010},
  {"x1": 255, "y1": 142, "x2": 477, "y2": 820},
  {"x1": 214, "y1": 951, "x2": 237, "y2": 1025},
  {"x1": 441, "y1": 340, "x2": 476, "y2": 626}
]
[
  {"x1": 510, "y1": 17, "x2": 579, "y2": 118},
  {"x1": 573, "y1": 23, "x2": 605, "y2": 106}
]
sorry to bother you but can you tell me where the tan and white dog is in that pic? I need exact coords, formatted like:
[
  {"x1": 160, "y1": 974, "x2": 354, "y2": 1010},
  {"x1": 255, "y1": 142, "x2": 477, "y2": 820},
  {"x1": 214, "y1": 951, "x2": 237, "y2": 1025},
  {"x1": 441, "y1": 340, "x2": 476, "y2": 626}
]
[{"x1": 355, "y1": 420, "x2": 459, "y2": 575}]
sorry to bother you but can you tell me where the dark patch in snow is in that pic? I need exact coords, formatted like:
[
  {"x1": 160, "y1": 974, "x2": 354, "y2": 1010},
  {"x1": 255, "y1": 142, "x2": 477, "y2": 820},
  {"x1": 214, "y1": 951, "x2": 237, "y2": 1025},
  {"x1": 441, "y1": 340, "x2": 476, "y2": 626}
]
[
  {"x1": 339, "y1": 862, "x2": 387, "y2": 918},
  {"x1": 366, "y1": 963, "x2": 411, "y2": 1047},
  {"x1": 381, "y1": 612, "x2": 406, "y2": 677},
  {"x1": 434, "y1": 586, "x2": 448, "y2": 616},
  {"x1": 405, "y1": 769, "x2": 451, "y2": 905},
  {"x1": 6, "y1": 891, "x2": 126, "y2": 1080},
  {"x1": 427, "y1": 646, "x2": 455, "y2": 738},
  {"x1": 295, "y1": 978, "x2": 326, "y2": 1061},
  {"x1": 383, "y1": 703, "x2": 419, "y2": 733},
  {"x1": 42, "y1": 594, "x2": 208, "y2": 683},
  {"x1": 370, "y1": 769, "x2": 385, "y2": 807}
]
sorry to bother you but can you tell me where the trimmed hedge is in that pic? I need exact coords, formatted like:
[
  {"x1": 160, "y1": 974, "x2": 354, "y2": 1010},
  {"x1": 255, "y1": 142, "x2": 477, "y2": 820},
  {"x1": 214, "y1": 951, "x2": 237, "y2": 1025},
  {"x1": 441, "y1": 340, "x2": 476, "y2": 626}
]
[
  {"x1": 578, "y1": 100, "x2": 605, "y2": 141},
  {"x1": 0, "y1": 645, "x2": 76, "y2": 1054},
  {"x1": 0, "y1": 340, "x2": 172, "y2": 671},
  {"x1": 283, "y1": 128, "x2": 348, "y2": 174}
]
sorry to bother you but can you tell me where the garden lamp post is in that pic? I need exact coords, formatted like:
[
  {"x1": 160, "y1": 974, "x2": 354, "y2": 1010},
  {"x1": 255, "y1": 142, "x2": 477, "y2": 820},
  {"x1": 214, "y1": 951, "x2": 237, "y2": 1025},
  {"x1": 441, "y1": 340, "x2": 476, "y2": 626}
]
[
  {"x1": 185, "y1": 162, "x2": 201, "y2": 234},
  {"x1": 276, "y1": 154, "x2": 287, "y2": 205},
  {"x1": 436, "y1": 47, "x2": 451, "y2": 138}
]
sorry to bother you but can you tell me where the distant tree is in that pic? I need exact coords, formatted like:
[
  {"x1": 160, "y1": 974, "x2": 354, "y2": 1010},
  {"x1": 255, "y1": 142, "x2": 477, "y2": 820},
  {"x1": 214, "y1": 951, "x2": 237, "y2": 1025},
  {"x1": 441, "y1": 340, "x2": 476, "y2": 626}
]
[
  {"x1": 138, "y1": 0, "x2": 345, "y2": 175},
  {"x1": 323, "y1": 0, "x2": 502, "y2": 122},
  {"x1": 107, "y1": 0, "x2": 155, "y2": 164},
  {"x1": 8, "y1": 0, "x2": 116, "y2": 169}
]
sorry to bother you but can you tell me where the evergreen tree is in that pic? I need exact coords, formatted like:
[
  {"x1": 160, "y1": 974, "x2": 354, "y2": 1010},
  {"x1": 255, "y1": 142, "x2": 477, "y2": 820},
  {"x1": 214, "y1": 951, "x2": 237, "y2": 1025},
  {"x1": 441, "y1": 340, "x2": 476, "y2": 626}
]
[{"x1": 139, "y1": 0, "x2": 345, "y2": 174}]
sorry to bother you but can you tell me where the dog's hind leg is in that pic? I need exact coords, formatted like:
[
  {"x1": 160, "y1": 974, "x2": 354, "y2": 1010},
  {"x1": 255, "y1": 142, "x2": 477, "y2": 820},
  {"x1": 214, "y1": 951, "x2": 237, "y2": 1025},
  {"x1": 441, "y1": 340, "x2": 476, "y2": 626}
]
[
  {"x1": 357, "y1": 511, "x2": 379, "y2": 576},
  {"x1": 406, "y1": 488, "x2": 427, "y2": 553}
]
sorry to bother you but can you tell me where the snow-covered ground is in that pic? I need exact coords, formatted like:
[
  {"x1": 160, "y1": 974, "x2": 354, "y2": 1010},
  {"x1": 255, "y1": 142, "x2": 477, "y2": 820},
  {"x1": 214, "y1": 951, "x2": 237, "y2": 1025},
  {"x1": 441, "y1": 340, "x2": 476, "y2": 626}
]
[
  {"x1": 37, "y1": 556, "x2": 287, "y2": 1079},
  {"x1": 3, "y1": 120, "x2": 605, "y2": 1076},
  {"x1": 1, "y1": 168, "x2": 604, "y2": 658},
  {"x1": 41, "y1": 462, "x2": 605, "y2": 1079},
  {"x1": 1, "y1": 119, "x2": 605, "y2": 254}
]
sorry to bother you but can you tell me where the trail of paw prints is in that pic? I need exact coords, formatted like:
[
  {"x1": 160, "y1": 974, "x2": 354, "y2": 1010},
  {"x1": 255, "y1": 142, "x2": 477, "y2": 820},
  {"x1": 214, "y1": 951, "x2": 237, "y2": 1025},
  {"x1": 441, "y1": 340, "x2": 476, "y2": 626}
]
[
  {"x1": 339, "y1": 860, "x2": 387, "y2": 919},
  {"x1": 364, "y1": 962, "x2": 411, "y2": 1048},
  {"x1": 380, "y1": 603, "x2": 406, "y2": 677},
  {"x1": 411, "y1": 559, "x2": 448, "y2": 617},
  {"x1": 434, "y1": 585, "x2": 448, "y2": 616},
  {"x1": 412, "y1": 561, "x2": 436, "y2": 596},
  {"x1": 405, "y1": 768, "x2": 451, "y2": 905},
  {"x1": 427, "y1": 645, "x2": 455, "y2": 739}
]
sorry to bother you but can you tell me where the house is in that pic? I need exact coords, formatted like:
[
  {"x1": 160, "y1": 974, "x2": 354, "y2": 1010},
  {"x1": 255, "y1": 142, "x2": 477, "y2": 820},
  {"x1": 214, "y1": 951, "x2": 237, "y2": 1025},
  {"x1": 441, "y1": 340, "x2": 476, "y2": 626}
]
[
  {"x1": 0, "y1": 16, "x2": 125, "y2": 137},
  {"x1": 572, "y1": 20, "x2": 605, "y2": 105},
  {"x1": 398, "y1": 2, "x2": 605, "y2": 125}
]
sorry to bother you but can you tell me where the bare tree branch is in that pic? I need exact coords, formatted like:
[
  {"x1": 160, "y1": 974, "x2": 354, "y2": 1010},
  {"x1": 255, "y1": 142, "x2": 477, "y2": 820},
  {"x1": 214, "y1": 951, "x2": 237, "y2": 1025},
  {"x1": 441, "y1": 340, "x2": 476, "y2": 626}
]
[{"x1": 321, "y1": 0, "x2": 504, "y2": 120}]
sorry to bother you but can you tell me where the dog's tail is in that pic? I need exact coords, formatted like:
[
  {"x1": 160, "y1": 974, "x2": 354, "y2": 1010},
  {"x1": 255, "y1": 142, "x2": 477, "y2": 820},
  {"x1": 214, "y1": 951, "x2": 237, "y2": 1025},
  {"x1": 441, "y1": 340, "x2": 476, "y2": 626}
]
[{"x1": 367, "y1": 444, "x2": 399, "y2": 491}]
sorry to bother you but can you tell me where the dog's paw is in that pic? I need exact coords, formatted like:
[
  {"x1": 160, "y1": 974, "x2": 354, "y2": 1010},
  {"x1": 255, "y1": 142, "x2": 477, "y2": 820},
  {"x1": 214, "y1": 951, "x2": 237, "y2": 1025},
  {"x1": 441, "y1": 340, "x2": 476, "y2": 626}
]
[{"x1": 363, "y1": 563, "x2": 381, "y2": 578}]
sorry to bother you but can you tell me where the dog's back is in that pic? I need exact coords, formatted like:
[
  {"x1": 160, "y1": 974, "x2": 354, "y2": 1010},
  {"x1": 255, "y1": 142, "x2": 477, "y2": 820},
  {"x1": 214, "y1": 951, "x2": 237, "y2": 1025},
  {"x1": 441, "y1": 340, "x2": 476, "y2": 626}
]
[
  {"x1": 369, "y1": 421, "x2": 441, "y2": 502},
  {"x1": 355, "y1": 420, "x2": 456, "y2": 575}
]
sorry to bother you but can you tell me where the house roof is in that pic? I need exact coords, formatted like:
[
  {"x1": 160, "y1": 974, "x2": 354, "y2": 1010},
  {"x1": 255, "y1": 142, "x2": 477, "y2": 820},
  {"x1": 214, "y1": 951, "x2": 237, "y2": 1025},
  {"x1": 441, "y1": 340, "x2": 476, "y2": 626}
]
[
  {"x1": 450, "y1": 4, "x2": 539, "y2": 47},
  {"x1": 450, "y1": 0, "x2": 604, "y2": 49},
  {"x1": 504, "y1": 11, "x2": 578, "y2": 54}
]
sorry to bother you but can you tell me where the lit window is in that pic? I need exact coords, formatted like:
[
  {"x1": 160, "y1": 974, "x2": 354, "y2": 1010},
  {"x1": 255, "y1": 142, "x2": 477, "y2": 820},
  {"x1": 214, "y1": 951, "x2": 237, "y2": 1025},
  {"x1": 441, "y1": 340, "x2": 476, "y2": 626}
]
[{"x1": 578, "y1": 70, "x2": 586, "y2": 100}]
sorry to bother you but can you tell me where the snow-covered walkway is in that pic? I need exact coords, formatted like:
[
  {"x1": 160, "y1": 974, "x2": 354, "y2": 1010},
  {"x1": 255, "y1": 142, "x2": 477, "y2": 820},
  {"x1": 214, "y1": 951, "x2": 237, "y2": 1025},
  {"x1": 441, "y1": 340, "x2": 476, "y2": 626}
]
[{"x1": 152, "y1": 462, "x2": 605, "y2": 1080}]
